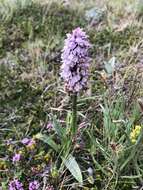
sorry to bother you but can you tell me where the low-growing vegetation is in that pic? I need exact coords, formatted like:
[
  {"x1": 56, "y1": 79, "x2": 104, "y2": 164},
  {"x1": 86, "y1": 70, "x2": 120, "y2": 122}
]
[{"x1": 0, "y1": 0, "x2": 143, "y2": 189}]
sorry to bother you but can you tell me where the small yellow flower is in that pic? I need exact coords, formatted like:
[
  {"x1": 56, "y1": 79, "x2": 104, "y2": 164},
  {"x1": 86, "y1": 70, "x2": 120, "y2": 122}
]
[
  {"x1": 130, "y1": 125, "x2": 142, "y2": 144},
  {"x1": 51, "y1": 167, "x2": 59, "y2": 178},
  {"x1": 135, "y1": 125, "x2": 141, "y2": 135},
  {"x1": 18, "y1": 149, "x2": 25, "y2": 155},
  {"x1": 44, "y1": 153, "x2": 51, "y2": 162},
  {"x1": 135, "y1": 125, "x2": 141, "y2": 131},
  {"x1": 131, "y1": 138, "x2": 136, "y2": 144},
  {"x1": 130, "y1": 132, "x2": 136, "y2": 139}
]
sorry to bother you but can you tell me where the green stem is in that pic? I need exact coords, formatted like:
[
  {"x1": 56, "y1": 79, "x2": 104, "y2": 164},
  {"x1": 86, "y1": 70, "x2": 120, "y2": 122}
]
[{"x1": 71, "y1": 93, "x2": 77, "y2": 135}]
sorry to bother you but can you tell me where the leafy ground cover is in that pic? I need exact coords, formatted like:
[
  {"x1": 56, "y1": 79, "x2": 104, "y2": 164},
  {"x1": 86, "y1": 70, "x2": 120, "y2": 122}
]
[{"x1": 0, "y1": 0, "x2": 143, "y2": 189}]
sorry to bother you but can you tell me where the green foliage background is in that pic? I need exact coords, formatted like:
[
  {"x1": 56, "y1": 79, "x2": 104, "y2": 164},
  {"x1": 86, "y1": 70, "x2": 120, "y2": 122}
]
[{"x1": 0, "y1": 0, "x2": 143, "y2": 189}]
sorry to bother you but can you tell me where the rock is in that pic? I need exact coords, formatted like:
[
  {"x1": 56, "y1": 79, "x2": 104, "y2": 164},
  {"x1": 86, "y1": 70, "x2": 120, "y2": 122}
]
[{"x1": 85, "y1": 7, "x2": 105, "y2": 25}]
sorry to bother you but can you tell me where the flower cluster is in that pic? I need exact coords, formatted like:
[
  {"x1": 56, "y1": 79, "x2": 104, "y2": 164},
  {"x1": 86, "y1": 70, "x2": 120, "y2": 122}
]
[
  {"x1": 8, "y1": 179, "x2": 41, "y2": 190},
  {"x1": 61, "y1": 27, "x2": 91, "y2": 92},
  {"x1": 12, "y1": 153, "x2": 21, "y2": 163},
  {"x1": 130, "y1": 125, "x2": 142, "y2": 143},
  {"x1": 29, "y1": 181, "x2": 40, "y2": 190},
  {"x1": 9, "y1": 179, "x2": 24, "y2": 190},
  {"x1": 21, "y1": 138, "x2": 36, "y2": 150}
]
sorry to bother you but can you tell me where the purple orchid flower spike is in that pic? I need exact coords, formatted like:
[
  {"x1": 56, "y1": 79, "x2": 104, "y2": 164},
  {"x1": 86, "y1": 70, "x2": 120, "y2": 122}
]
[{"x1": 61, "y1": 27, "x2": 91, "y2": 93}]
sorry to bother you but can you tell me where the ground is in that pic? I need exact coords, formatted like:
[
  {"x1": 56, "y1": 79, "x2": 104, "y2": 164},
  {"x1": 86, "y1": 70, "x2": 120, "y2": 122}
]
[{"x1": 0, "y1": 0, "x2": 143, "y2": 189}]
